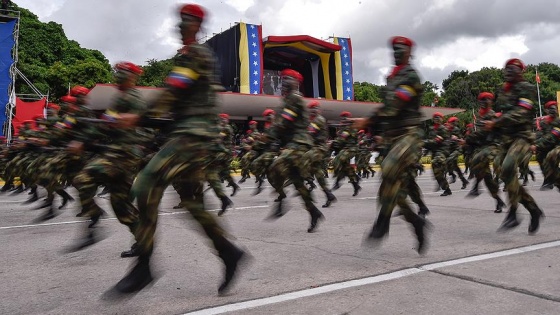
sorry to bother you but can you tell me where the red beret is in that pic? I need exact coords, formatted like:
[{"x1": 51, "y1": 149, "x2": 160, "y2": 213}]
[
  {"x1": 340, "y1": 111, "x2": 352, "y2": 118},
  {"x1": 307, "y1": 100, "x2": 320, "y2": 109},
  {"x1": 180, "y1": 4, "x2": 205, "y2": 21},
  {"x1": 358, "y1": 129, "x2": 365, "y2": 134},
  {"x1": 115, "y1": 62, "x2": 143, "y2": 75},
  {"x1": 505, "y1": 58, "x2": 525, "y2": 70},
  {"x1": 262, "y1": 109, "x2": 275, "y2": 117},
  {"x1": 433, "y1": 112, "x2": 443, "y2": 118},
  {"x1": 60, "y1": 95, "x2": 77, "y2": 104},
  {"x1": 391, "y1": 36, "x2": 414, "y2": 48},
  {"x1": 70, "y1": 86, "x2": 90, "y2": 96},
  {"x1": 280, "y1": 69, "x2": 304, "y2": 83},
  {"x1": 447, "y1": 117, "x2": 459, "y2": 123},
  {"x1": 466, "y1": 123, "x2": 474, "y2": 128},
  {"x1": 47, "y1": 103, "x2": 60, "y2": 111},
  {"x1": 477, "y1": 92, "x2": 494, "y2": 100},
  {"x1": 218, "y1": 113, "x2": 229, "y2": 119},
  {"x1": 495, "y1": 112, "x2": 502, "y2": 118},
  {"x1": 246, "y1": 130, "x2": 253, "y2": 134},
  {"x1": 545, "y1": 101, "x2": 558, "y2": 108},
  {"x1": 249, "y1": 120, "x2": 257, "y2": 125}
]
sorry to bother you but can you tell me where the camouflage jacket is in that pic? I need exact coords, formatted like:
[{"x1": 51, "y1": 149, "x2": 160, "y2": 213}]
[
  {"x1": 493, "y1": 81, "x2": 536, "y2": 143},
  {"x1": 466, "y1": 109, "x2": 500, "y2": 147},
  {"x1": 269, "y1": 91, "x2": 312, "y2": 149},
  {"x1": 369, "y1": 63, "x2": 423, "y2": 137},
  {"x1": 308, "y1": 114, "x2": 328, "y2": 149},
  {"x1": 424, "y1": 124, "x2": 449, "y2": 154},
  {"x1": 156, "y1": 43, "x2": 222, "y2": 139}
]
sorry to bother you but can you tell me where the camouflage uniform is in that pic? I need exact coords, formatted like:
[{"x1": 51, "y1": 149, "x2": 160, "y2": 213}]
[
  {"x1": 70, "y1": 79, "x2": 146, "y2": 251},
  {"x1": 266, "y1": 69, "x2": 324, "y2": 233},
  {"x1": 365, "y1": 36, "x2": 427, "y2": 254},
  {"x1": 117, "y1": 14, "x2": 245, "y2": 294},
  {"x1": 445, "y1": 120, "x2": 469, "y2": 188},
  {"x1": 424, "y1": 116, "x2": 452, "y2": 196},
  {"x1": 492, "y1": 58, "x2": 543, "y2": 233},
  {"x1": 331, "y1": 117, "x2": 361, "y2": 196},
  {"x1": 465, "y1": 95, "x2": 505, "y2": 213},
  {"x1": 302, "y1": 105, "x2": 337, "y2": 208}
]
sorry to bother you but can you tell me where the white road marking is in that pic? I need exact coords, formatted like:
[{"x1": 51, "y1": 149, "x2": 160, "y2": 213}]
[
  {"x1": 183, "y1": 240, "x2": 560, "y2": 315},
  {"x1": 0, "y1": 205, "x2": 270, "y2": 230}
]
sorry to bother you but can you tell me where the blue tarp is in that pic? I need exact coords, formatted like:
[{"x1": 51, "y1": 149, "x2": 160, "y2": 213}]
[{"x1": 0, "y1": 19, "x2": 15, "y2": 136}]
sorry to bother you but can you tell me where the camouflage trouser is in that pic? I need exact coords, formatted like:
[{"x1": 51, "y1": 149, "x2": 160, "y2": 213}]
[
  {"x1": 38, "y1": 151, "x2": 87, "y2": 202},
  {"x1": 239, "y1": 150, "x2": 257, "y2": 177},
  {"x1": 206, "y1": 151, "x2": 234, "y2": 199},
  {"x1": 432, "y1": 151, "x2": 449, "y2": 190},
  {"x1": 470, "y1": 145, "x2": 501, "y2": 199},
  {"x1": 518, "y1": 150, "x2": 533, "y2": 179},
  {"x1": 403, "y1": 166, "x2": 427, "y2": 210},
  {"x1": 355, "y1": 151, "x2": 371, "y2": 175},
  {"x1": 542, "y1": 147, "x2": 560, "y2": 185},
  {"x1": 73, "y1": 154, "x2": 139, "y2": 232},
  {"x1": 332, "y1": 148, "x2": 358, "y2": 182},
  {"x1": 250, "y1": 151, "x2": 276, "y2": 179},
  {"x1": 268, "y1": 145, "x2": 315, "y2": 210},
  {"x1": 446, "y1": 149, "x2": 467, "y2": 182},
  {"x1": 377, "y1": 131, "x2": 422, "y2": 220},
  {"x1": 500, "y1": 138, "x2": 540, "y2": 212},
  {"x1": 130, "y1": 136, "x2": 225, "y2": 257},
  {"x1": 302, "y1": 147, "x2": 329, "y2": 192}
]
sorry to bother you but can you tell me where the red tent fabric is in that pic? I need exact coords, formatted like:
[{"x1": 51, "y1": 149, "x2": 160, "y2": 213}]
[{"x1": 12, "y1": 97, "x2": 46, "y2": 136}]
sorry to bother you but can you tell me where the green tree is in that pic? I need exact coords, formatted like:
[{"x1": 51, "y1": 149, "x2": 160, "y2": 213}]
[{"x1": 353, "y1": 81, "x2": 382, "y2": 102}]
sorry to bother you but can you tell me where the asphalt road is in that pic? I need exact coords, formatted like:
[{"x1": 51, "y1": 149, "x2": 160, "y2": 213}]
[{"x1": 1, "y1": 167, "x2": 559, "y2": 315}]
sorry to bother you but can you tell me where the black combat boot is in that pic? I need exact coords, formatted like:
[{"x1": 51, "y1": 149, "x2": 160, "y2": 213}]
[
  {"x1": 121, "y1": 243, "x2": 141, "y2": 258},
  {"x1": 218, "y1": 196, "x2": 233, "y2": 216},
  {"x1": 527, "y1": 206, "x2": 544, "y2": 235},
  {"x1": 307, "y1": 205, "x2": 325, "y2": 233},
  {"x1": 218, "y1": 245, "x2": 246, "y2": 295},
  {"x1": 368, "y1": 212, "x2": 391, "y2": 240},
  {"x1": 449, "y1": 173, "x2": 457, "y2": 184},
  {"x1": 494, "y1": 197, "x2": 505, "y2": 213},
  {"x1": 116, "y1": 256, "x2": 153, "y2": 293},
  {"x1": 322, "y1": 191, "x2": 337, "y2": 208},
  {"x1": 461, "y1": 179, "x2": 469, "y2": 189},
  {"x1": 23, "y1": 186, "x2": 39, "y2": 204},
  {"x1": 230, "y1": 182, "x2": 240, "y2": 197},
  {"x1": 57, "y1": 189, "x2": 74, "y2": 209},
  {"x1": 498, "y1": 207, "x2": 520, "y2": 231},
  {"x1": 418, "y1": 205, "x2": 430, "y2": 218},
  {"x1": 351, "y1": 181, "x2": 362, "y2": 197},
  {"x1": 440, "y1": 188, "x2": 452, "y2": 196},
  {"x1": 466, "y1": 180, "x2": 480, "y2": 197},
  {"x1": 411, "y1": 216, "x2": 428, "y2": 255}
]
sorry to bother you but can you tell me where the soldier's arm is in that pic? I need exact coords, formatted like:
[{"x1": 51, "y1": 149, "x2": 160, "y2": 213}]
[
  {"x1": 494, "y1": 83, "x2": 536, "y2": 129},
  {"x1": 370, "y1": 68, "x2": 422, "y2": 122}
]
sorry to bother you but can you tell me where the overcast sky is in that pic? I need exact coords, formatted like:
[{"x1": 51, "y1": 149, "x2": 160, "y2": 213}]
[{"x1": 13, "y1": 0, "x2": 560, "y2": 88}]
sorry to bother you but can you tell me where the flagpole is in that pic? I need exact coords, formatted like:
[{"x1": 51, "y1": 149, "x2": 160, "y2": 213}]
[{"x1": 536, "y1": 69, "x2": 543, "y2": 117}]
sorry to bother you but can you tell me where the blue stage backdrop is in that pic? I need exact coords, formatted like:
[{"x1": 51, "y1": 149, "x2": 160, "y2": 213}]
[{"x1": 0, "y1": 19, "x2": 16, "y2": 136}]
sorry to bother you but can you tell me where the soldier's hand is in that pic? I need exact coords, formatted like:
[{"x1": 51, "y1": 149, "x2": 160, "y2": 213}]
[
  {"x1": 373, "y1": 136, "x2": 383, "y2": 144},
  {"x1": 67, "y1": 140, "x2": 84, "y2": 155},
  {"x1": 118, "y1": 113, "x2": 140, "y2": 128},
  {"x1": 484, "y1": 120, "x2": 495, "y2": 131},
  {"x1": 530, "y1": 145, "x2": 537, "y2": 153}
]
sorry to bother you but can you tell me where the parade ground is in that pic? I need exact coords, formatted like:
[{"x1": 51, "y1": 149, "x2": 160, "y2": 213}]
[{"x1": 1, "y1": 167, "x2": 560, "y2": 315}]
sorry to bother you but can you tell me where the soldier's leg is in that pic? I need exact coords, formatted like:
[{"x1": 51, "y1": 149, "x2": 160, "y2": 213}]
[
  {"x1": 206, "y1": 168, "x2": 233, "y2": 216},
  {"x1": 433, "y1": 153, "x2": 451, "y2": 196}
]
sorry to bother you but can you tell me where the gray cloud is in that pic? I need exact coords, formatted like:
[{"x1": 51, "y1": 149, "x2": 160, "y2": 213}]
[{"x1": 14, "y1": 0, "x2": 560, "y2": 88}]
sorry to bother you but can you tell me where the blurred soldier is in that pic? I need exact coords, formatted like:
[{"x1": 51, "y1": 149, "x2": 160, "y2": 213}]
[
  {"x1": 462, "y1": 123, "x2": 475, "y2": 178},
  {"x1": 533, "y1": 101, "x2": 560, "y2": 190},
  {"x1": 114, "y1": 4, "x2": 246, "y2": 294},
  {"x1": 250, "y1": 109, "x2": 277, "y2": 195},
  {"x1": 331, "y1": 111, "x2": 361, "y2": 196},
  {"x1": 445, "y1": 116, "x2": 469, "y2": 189},
  {"x1": 68, "y1": 62, "x2": 146, "y2": 254},
  {"x1": 238, "y1": 120, "x2": 258, "y2": 183},
  {"x1": 266, "y1": 69, "x2": 325, "y2": 232},
  {"x1": 465, "y1": 92, "x2": 506, "y2": 213},
  {"x1": 424, "y1": 112, "x2": 452, "y2": 196},
  {"x1": 485, "y1": 58, "x2": 543, "y2": 233},
  {"x1": 302, "y1": 100, "x2": 337, "y2": 207},
  {"x1": 358, "y1": 36, "x2": 428, "y2": 254}
]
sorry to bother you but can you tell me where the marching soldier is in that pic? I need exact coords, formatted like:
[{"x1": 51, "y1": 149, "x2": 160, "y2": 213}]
[
  {"x1": 357, "y1": 36, "x2": 428, "y2": 254},
  {"x1": 114, "y1": 4, "x2": 246, "y2": 294},
  {"x1": 485, "y1": 58, "x2": 543, "y2": 233}
]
